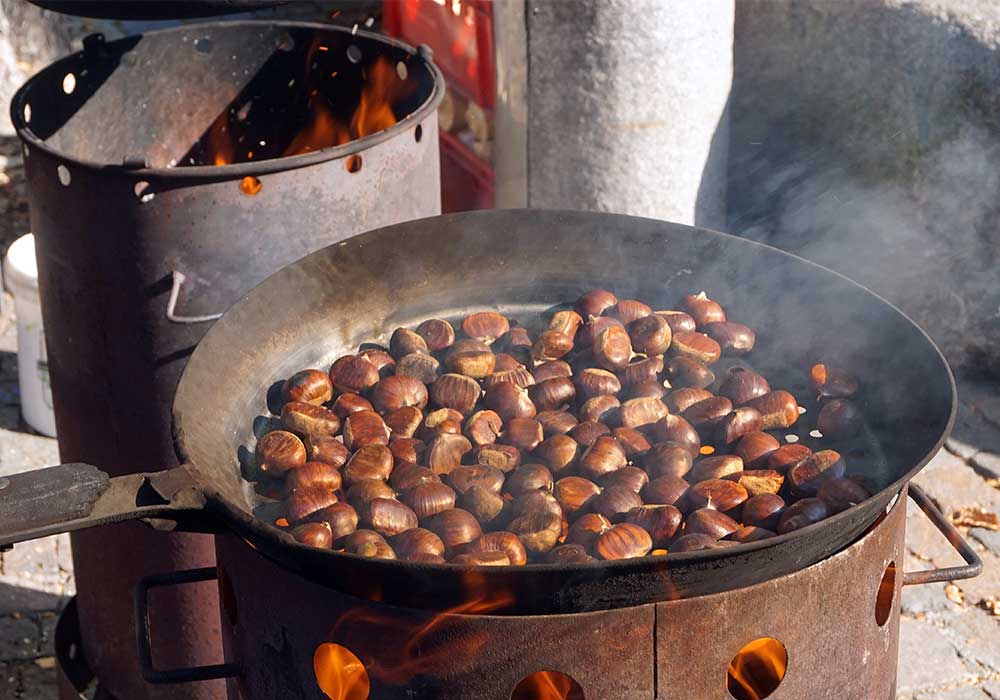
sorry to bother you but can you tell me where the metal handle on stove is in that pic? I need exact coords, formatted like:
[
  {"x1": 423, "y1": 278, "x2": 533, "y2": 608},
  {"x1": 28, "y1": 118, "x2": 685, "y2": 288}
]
[
  {"x1": 135, "y1": 567, "x2": 240, "y2": 683},
  {"x1": 165, "y1": 270, "x2": 224, "y2": 324},
  {"x1": 0, "y1": 463, "x2": 213, "y2": 550},
  {"x1": 902, "y1": 484, "x2": 983, "y2": 586}
]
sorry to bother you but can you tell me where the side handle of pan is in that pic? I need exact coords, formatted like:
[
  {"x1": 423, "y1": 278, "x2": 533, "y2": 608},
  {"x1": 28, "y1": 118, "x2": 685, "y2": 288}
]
[
  {"x1": 903, "y1": 483, "x2": 983, "y2": 585},
  {"x1": 0, "y1": 463, "x2": 213, "y2": 550}
]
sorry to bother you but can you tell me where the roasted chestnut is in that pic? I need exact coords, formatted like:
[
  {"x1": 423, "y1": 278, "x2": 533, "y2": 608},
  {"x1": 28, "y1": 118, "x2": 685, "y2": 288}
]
[
  {"x1": 469, "y1": 531, "x2": 528, "y2": 566},
  {"x1": 727, "y1": 526, "x2": 776, "y2": 543},
  {"x1": 683, "y1": 479, "x2": 748, "y2": 514},
  {"x1": 510, "y1": 490, "x2": 563, "y2": 520},
  {"x1": 717, "y1": 368, "x2": 771, "y2": 405},
  {"x1": 549, "y1": 310, "x2": 584, "y2": 338},
  {"x1": 595, "y1": 523, "x2": 652, "y2": 560},
  {"x1": 389, "y1": 328, "x2": 429, "y2": 359},
  {"x1": 625, "y1": 504, "x2": 681, "y2": 547},
  {"x1": 546, "y1": 544, "x2": 595, "y2": 564},
  {"x1": 599, "y1": 465, "x2": 650, "y2": 494},
  {"x1": 681, "y1": 292, "x2": 726, "y2": 327},
  {"x1": 345, "y1": 479, "x2": 396, "y2": 510},
  {"x1": 426, "y1": 508, "x2": 484, "y2": 552},
  {"x1": 403, "y1": 482, "x2": 457, "y2": 520},
  {"x1": 716, "y1": 406, "x2": 764, "y2": 444},
  {"x1": 256, "y1": 430, "x2": 307, "y2": 475},
  {"x1": 391, "y1": 527, "x2": 446, "y2": 560},
  {"x1": 688, "y1": 455, "x2": 743, "y2": 483},
  {"x1": 430, "y1": 373, "x2": 481, "y2": 416},
  {"x1": 330, "y1": 355, "x2": 381, "y2": 394},
  {"x1": 573, "y1": 367, "x2": 622, "y2": 399},
  {"x1": 606, "y1": 299, "x2": 653, "y2": 325},
  {"x1": 395, "y1": 352, "x2": 441, "y2": 385},
  {"x1": 589, "y1": 485, "x2": 642, "y2": 522},
  {"x1": 647, "y1": 414, "x2": 702, "y2": 457},
  {"x1": 665, "y1": 356, "x2": 715, "y2": 389},
  {"x1": 685, "y1": 507, "x2": 739, "y2": 539},
  {"x1": 593, "y1": 325, "x2": 633, "y2": 371},
  {"x1": 744, "y1": 390, "x2": 800, "y2": 430},
  {"x1": 578, "y1": 395, "x2": 621, "y2": 424},
  {"x1": 528, "y1": 377, "x2": 576, "y2": 411},
  {"x1": 777, "y1": 497, "x2": 830, "y2": 534},
  {"x1": 788, "y1": 449, "x2": 847, "y2": 497},
  {"x1": 703, "y1": 321, "x2": 755, "y2": 354},
  {"x1": 533, "y1": 434, "x2": 579, "y2": 473},
  {"x1": 314, "y1": 502, "x2": 358, "y2": 541},
  {"x1": 641, "y1": 475, "x2": 690, "y2": 506},
  {"x1": 809, "y1": 363, "x2": 859, "y2": 398},
  {"x1": 461, "y1": 311, "x2": 510, "y2": 344},
  {"x1": 671, "y1": 331, "x2": 722, "y2": 365},
  {"x1": 387, "y1": 437, "x2": 427, "y2": 466},
  {"x1": 331, "y1": 392, "x2": 374, "y2": 418},
  {"x1": 459, "y1": 485, "x2": 508, "y2": 527},
  {"x1": 554, "y1": 476, "x2": 601, "y2": 516},
  {"x1": 415, "y1": 318, "x2": 456, "y2": 352},
  {"x1": 766, "y1": 443, "x2": 813, "y2": 473},
  {"x1": 577, "y1": 289, "x2": 619, "y2": 318},
  {"x1": 670, "y1": 533, "x2": 720, "y2": 553},
  {"x1": 422, "y1": 407, "x2": 468, "y2": 439},
  {"x1": 342, "y1": 444, "x2": 394, "y2": 485},
  {"x1": 681, "y1": 395, "x2": 734, "y2": 431},
  {"x1": 532, "y1": 360, "x2": 573, "y2": 383},
  {"x1": 371, "y1": 375, "x2": 430, "y2": 415},
  {"x1": 655, "y1": 309, "x2": 697, "y2": 335},
  {"x1": 464, "y1": 410, "x2": 503, "y2": 446},
  {"x1": 384, "y1": 406, "x2": 423, "y2": 439},
  {"x1": 612, "y1": 428, "x2": 652, "y2": 458},
  {"x1": 361, "y1": 497, "x2": 418, "y2": 537},
  {"x1": 578, "y1": 435, "x2": 627, "y2": 479},
  {"x1": 565, "y1": 512, "x2": 612, "y2": 549},
  {"x1": 451, "y1": 550, "x2": 510, "y2": 566},
  {"x1": 472, "y1": 443, "x2": 522, "y2": 472},
  {"x1": 569, "y1": 420, "x2": 612, "y2": 447},
  {"x1": 641, "y1": 442, "x2": 693, "y2": 479},
  {"x1": 741, "y1": 493, "x2": 785, "y2": 530},
  {"x1": 733, "y1": 432, "x2": 781, "y2": 469},
  {"x1": 504, "y1": 463, "x2": 554, "y2": 495},
  {"x1": 817, "y1": 399, "x2": 862, "y2": 439},
  {"x1": 358, "y1": 348, "x2": 396, "y2": 377},
  {"x1": 426, "y1": 433, "x2": 473, "y2": 474},
  {"x1": 536, "y1": 410, "x2": 579, "y2": 436},
  {"x1": 578, "y1": 316, "x2": 625, "y2": 347},
  {"x1": 485, "y1": 382, "x2": 537, "y2": 421},
  {"x1": 292, "y1": 522, "x2": 334, "y2": 548},
  {"x1": 285, "y1": 487, "x2": 339, "y2": 524},
  {"x1": 531, "y1": 330, "x2": 574, "y2": 362},
  {"x1": 448, "y1": 465, "x2": 506, "y2": 496},
  {"x1": 618, "y1": 397, "x2": 669, "y2": 429},
  {"x1": 508, "y1": 511, "x2": 562, "y2": 555},
  {"x1": 725, "y1": 469, "x2": 785, "y2": 497},
  {"x1": 445, "y1": 339, "x2": 496, "y2": 378},
  {"x1": 664, "y1": 387, "x2": 713, "y2": 414},
  {"x1": 342, "y1": 410, "x2": 391, "y2": 450},
  {"x1": 284, "y1": 461, "x2": 342, "y2": 495},
  {"x1": 500, "y1": 417, "x2": 545, "y2": 452},
  {"x1": 389, "y1": 463, "x2": 439, "y2": 492},
  {"x1": 303, "y1": 435, "x2": 350, "y2": 468},
  {"x1": 282, "y1": 369, "x2": 334, "y2": 405},
  {"x1": 628, "y1": 315, "x2": 671, "y2": 356}
]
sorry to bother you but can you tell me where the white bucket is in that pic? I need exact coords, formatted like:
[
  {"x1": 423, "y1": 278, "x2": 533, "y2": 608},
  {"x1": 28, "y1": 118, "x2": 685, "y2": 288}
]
[{"x1": 3, "y1": 234, "x2": 56, "y2": 437}]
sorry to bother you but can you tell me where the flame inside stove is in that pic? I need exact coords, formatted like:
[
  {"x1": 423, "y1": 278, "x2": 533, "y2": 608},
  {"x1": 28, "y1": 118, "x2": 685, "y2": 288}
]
[
  {"x1": 511, "y1": 671, "x2": 584, "y2": 700},
  {"x1": 313, "y1": 642, "x2": 370, "y2": 700},
  {"x1": 726, "y1": 637, "x2": 788, "y2": 700}
]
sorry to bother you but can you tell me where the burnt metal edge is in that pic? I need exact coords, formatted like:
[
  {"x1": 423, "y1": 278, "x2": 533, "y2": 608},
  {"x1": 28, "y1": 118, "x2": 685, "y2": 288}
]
[
  {"x1": 171, "y1": 210, "x2": 958, "y2": 599},
  {"x1": 9, "y1": 20, "x2": 445, "y2": 182}
]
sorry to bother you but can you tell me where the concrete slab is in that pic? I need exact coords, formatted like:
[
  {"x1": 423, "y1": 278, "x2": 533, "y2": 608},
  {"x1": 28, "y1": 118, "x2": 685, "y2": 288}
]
[
  {"x1": 897, "y1": 617, "x2": 977, "y2": 694},
  {"x1": 939, "y1": 608, "x2": 1000, "y2": 675}
]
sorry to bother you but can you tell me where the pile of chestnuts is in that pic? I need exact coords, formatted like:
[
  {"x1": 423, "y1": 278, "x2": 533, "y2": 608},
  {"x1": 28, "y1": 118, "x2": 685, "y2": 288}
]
[{"x1": 251, "y1": 288, "x2": 869, "y2": 565}]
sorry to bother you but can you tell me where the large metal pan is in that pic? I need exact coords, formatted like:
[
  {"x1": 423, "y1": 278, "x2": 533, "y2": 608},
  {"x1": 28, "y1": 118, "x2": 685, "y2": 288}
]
[{"x1": 0, "y1": 209, "x2": 966, "y2": 613}]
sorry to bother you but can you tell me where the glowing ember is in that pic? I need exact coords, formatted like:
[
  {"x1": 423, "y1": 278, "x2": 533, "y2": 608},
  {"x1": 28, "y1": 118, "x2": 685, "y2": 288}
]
[
  {"x1": 727, "y1": 637, "x2": 787, "y2": 700},
  {"x1": 313, "y1": 643, "x2": 369, "y2": 700},
  {"x1": 240, "y1": 176, "x2": 262, "y2": 195},
  {"x1": 510, "y1": 671, "x2": 584, "y2": 700},
  {"x1": 699, "y1": 445, "x2": 716, "y2": 455}
]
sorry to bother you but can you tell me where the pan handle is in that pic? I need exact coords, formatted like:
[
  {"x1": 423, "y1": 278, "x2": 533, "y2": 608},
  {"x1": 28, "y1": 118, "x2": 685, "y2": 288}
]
[
  {"x1": 0, "y1": 463, "x2": 210, "y2": 549},
  {"x1": 902, "y1": 483, "x2": 983, "y2": 586},
  {"x1": 136, "y1": 567, "x2": 240, "y2": 683}
]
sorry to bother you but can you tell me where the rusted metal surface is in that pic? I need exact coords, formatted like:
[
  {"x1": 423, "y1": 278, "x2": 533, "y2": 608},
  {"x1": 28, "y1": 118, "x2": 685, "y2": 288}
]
[
  {"x1": 11, "y1": 20, "x2": 442, "y2": 700},
  {"x1": 198, "y1": 488, "x2": 916, "y2": 699},
  {"x1": 656, "y1": 485, "x2": 908, "y2": 700},
  {"x1": 214, "y1": 533, "x2": 655, "y2": 700}
]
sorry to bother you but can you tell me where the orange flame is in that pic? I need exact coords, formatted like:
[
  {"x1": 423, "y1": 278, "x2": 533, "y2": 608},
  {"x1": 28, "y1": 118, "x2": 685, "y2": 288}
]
[
  {"x1": 206, "y1": 113, "x2": 234, "y2": 165},
  {"x1": 312, "y1": 572, "x2": 514, "y2": 697},
  {"x1": 511, "y1": 671, "x2": 583, "y2": 700},
  {"x1": 282, "y1": 101, "x2": 352, "y2": 157},
  {"x1": 351, "y1": 57, "x2": 403, "y2": 139},
  {"x1": 314, "y1": 643, "x2": 370, "y2": 700},
  {"x1": 726, "y1": 638, "x2": 788, "y2": 700}
]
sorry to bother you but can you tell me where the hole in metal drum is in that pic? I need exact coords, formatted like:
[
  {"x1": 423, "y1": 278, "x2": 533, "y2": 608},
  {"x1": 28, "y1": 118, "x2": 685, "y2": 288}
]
[
  {"x1": 62, "y1": 73, "x2": 76, "y2": 94},
  {"x1": 346, "y1": 155, "x2": 362, "y2": 173},
  {"x1": 875, "y1": 561, "x2": 896, "y2": 627},
  {"x1": 57, "y1": 164, "x2": 71, "y2": 186},
  {"x1": 415, "y1": 124, "x2": 423, "y2": 142},
  {"x1": 313, "y1": 642, "x2": 370, "y2": 700},
  {"x1": 240, "y1": 176, "x2": 262, "y2": 195},
  {"x1": 134, "y1": 181, "x2": 154, "y2": 202},
  {"x1": 511, "y1": 671, "x2": 585, "y2": 700},
  {"x1": 726, "y1": 637, "x2": 787, "y2": 700}
]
